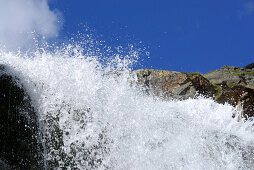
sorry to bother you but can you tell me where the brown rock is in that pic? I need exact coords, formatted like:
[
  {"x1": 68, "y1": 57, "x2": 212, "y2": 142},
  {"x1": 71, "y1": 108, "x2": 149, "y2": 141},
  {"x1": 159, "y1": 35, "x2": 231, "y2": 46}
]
[
  {"x1": 134, "y1": 69, "x2": 215, "y2": 100},
  {"x1": 134, "y1": 68, "x2": 254, "y2": 120}
]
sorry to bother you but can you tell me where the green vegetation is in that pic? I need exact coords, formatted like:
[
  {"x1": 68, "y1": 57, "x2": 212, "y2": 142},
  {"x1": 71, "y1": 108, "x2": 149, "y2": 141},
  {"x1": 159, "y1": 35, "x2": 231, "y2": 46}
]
[
  {"x1": 213, "y1": 84, "x2": 222, "y2": 100},
  {"x1": 188, "y1": 72, "x2": 203, "y2": 76},
  {"x1": 159, "y1": 70, "x2": 164, "y2": 77},
  {"x1": 221, "y1": 67, "x2": 254, "y2": 76},
  {"x1": 227, "y1": 82, "x2": 241, "y2": 88},
  {"x1": 205, "y1": 70, "x2": 218, "y2": 75},
  {"x1": 242, "y1": 71, "x2": 254, "y2": 75}
]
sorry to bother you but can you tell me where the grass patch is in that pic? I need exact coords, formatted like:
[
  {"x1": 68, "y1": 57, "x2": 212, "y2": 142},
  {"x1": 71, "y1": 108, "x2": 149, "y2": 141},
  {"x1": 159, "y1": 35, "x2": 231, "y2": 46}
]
[
  {"x1": 188, "y1": 72, "x2": 203, "y2": 76},
  {"x1": 227, "y1": 82, "x2": 240, "y2": 88},
  {"x1": 225, "y1": 68, "x2": 254, "y2": 76}
]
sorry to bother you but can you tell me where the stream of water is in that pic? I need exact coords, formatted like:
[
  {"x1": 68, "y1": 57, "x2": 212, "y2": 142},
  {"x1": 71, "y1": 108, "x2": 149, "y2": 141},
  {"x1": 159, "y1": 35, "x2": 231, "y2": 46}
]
[{"x1": 1, "y1": 44, "x2": 254, "y2": 169}]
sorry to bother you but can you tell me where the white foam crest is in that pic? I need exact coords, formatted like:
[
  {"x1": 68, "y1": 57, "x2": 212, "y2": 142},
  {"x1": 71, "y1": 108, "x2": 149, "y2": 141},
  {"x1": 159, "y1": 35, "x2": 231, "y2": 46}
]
[{"x1": 0, "y1": 45, "x2": 254, "y2": 169}]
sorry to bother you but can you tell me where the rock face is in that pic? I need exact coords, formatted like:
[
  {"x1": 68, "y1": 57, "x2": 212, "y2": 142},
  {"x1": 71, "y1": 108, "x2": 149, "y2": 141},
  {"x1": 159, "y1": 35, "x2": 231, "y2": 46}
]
[
  {"x1": 134, "y1": 69, "x2": 215, "y2": 100},
  {"x1": 204, "y1": 65, "x2": 254, "y2": 89},
  {"x1": 204, "y1": 65, "x2": 254, "y2": 119},
  {"x1": 215, "y1": 83, "x2": 254, "y2": 119},
  {"x1": 134, "y1": 64, "x2": 254, "y2": 119},
  {"x1": 0, "y1": 65, "x2": 43, "y2": 169}
]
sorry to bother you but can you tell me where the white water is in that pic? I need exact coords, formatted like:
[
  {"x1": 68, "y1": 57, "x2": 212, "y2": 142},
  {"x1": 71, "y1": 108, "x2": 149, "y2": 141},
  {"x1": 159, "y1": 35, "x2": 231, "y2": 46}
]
[{"x1": 1, "y1": 44, "x2": 254, "y2": 170}]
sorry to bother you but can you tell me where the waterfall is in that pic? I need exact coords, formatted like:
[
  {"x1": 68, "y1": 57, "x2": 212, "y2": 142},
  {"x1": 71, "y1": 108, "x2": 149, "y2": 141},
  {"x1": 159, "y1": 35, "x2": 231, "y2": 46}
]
[{"x1": 0, "y1": 44, "x2": 254, "y2": 169}]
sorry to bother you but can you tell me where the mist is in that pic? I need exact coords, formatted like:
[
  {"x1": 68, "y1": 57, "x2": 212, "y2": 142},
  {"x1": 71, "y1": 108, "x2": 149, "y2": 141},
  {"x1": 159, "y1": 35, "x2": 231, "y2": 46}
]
[{"x1": 0, "y1": 0, "x2": 61, "y2": 50}]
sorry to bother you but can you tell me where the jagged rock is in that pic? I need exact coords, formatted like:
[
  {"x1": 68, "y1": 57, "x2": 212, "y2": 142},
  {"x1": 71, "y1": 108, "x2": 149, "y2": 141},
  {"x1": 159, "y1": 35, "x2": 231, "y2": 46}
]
[
  {"x1": 204, "y1": 65, "x2": 254, "y2": 119},
  {"x1": 215, "y1": 82, "x2": 254, "y2": 119},
  {"x1": 0, "y1": 65, "x2": 43, "y2": 169},
  {"x1": 134, "y1": 66, "x2": 254, "y2": 119},
  {"x1": 204, "y1": 65, "x2": 254, "y2": 89},
  {"x1": 134, "y1": 69, "x2": 215, "y2": 100}
]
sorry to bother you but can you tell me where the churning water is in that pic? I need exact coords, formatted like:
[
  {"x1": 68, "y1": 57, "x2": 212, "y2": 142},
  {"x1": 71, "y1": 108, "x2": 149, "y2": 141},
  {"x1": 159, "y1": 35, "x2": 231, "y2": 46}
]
[{"x1": 0, "y1": 43, "x2": 254, "y2": 169}]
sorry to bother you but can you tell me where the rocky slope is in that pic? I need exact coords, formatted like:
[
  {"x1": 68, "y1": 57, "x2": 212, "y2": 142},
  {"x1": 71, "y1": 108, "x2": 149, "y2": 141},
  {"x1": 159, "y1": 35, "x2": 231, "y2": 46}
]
[{"x1": 134, "y1": 63, "x2": 254, "y2": 119}]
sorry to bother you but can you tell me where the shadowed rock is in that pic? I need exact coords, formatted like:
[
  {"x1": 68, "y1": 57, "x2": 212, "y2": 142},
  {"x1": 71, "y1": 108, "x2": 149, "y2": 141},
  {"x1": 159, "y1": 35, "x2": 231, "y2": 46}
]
[
  {"x1": 215, "y1": 82, "x2": 254, "y2": 119},
  {"x1": 0, "y1": 65, "x2": 43, "y2": 169},
  {"x1": 244, "y1": 63, "x2": 254, "y2": 70}
]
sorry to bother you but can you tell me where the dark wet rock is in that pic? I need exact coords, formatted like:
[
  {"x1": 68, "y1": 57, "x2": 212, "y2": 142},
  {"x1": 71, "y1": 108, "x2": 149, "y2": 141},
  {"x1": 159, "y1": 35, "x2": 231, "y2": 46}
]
[
  {"x1": 0, "y1": 65, "x2": 43, "y2": 169},
  {"x1": 134, "y1": 69, "x2": 215, "y2": 100}
]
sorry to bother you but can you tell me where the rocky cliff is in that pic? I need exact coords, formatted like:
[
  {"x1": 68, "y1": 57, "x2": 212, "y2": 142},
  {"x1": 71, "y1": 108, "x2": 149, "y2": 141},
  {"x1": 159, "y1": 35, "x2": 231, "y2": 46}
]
[{"x1": 134, "y1": 63, "x2": 254, "y2": 119}]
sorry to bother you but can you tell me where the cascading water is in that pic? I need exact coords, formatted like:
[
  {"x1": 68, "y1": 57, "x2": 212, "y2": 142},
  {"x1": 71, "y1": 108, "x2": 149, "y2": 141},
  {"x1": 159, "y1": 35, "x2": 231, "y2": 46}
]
[{"x1": 0, "y1": 42, "x2": 254, "y2": 169}]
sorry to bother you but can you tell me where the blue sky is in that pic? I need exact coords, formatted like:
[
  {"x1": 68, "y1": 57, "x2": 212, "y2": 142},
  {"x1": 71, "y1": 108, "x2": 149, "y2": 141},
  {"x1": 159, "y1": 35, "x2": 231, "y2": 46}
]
[{"x1": 50, "y1": 0, "x2": 254, "y2": 73}]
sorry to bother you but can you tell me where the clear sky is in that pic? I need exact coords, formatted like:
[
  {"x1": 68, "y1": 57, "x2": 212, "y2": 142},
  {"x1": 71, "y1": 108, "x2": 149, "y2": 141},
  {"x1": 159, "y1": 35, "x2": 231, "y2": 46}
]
[{"x1": 30, "y1": 1, "x2": 254, "y2": 73}]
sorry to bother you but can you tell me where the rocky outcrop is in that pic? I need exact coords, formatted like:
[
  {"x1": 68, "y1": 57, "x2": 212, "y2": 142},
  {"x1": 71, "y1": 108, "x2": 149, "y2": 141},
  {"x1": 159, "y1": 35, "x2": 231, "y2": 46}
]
[
  {"x1": 134, "y1": 64, "x2": 254, "y2": 119},
  {"x1": 204, "y1": 65, "x2": 254, "y2": 119},
  {"x1": 204, "y1": 65, "x2": 254, "y2": 89},
  {"x1": 215, "y1": 83, "x2": 254, "y2": 119},
  {"x1": 0, "y1": 65, "x2": 43, "y2": 169},
  {"x1": 134, "y1": 69, "x2": 215, "y2": 100}
]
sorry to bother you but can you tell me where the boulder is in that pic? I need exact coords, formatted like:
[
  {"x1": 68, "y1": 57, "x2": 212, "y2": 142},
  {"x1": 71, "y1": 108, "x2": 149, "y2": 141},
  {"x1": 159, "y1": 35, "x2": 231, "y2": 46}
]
[
  {"x1": 134, "y1": 69, "x2": 215, "y2": 100},
  {"x1": 0, "y1": 65, "x2": 43, "y2": 169}
]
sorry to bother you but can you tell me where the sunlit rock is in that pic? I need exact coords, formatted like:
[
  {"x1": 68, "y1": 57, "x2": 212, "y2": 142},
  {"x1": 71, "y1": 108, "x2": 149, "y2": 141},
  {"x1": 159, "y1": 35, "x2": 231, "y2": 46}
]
[
  {"x1": 134, "y1": 69, "x2": 215, "y2": 100},
  {"x1": 134, "y1": 66, "x2": 254, "y2": 119},
  {"x1": 204, "y1": 65, "x2": 254, "y2": 89}
]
